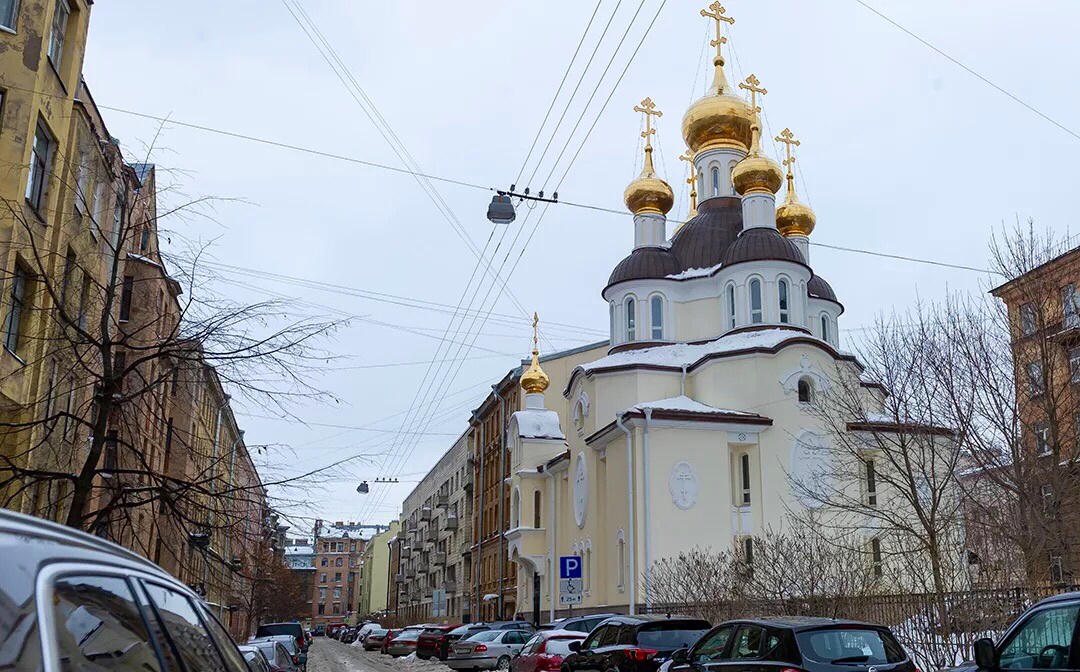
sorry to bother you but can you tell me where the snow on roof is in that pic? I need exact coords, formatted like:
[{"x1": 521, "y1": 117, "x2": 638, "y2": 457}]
[
  {"x1": 511, "y1": 408, "x2": 565, "y2": 440},
  {"x1": 666, "y1": 263, "x2": 722, "y2": 280},
  {"x1": 284, "y1": 544, "x2": 314, "y2": 556},
  {"x1": 630, "y1": 395, "x2": 758, "y2": 416},
  {"x1": 127, "y1": 253, "x2": 162, "y2": 269},
  {"x1": 580, "y1": 328, "x2": 816, "y2": 374}
]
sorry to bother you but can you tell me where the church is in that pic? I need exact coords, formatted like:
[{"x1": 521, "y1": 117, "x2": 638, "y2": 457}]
[{"x1": 503, "y1": 3, "x2": 905, "y2": 618}]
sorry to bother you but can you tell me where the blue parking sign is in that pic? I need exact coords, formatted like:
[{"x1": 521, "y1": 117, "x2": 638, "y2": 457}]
[{"x1": 560, "y1": 556, "x2": 582, "y2": 579}]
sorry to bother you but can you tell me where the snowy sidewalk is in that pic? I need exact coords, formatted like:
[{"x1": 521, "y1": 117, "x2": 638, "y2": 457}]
[{"x1": 308, "y1": 638, "x2": 450, "y2": 672}]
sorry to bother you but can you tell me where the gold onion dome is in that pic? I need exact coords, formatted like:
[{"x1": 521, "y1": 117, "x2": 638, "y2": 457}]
[
  {"x1": 624, "y1": 97, "x2": 674, "y2": 216},
  {"x1": 681, "y1": 4, "x2": 753, "y2": 154},
  {"x1": 774, "y1": 127, "x2": 816, "y2": 237},
  {"x1": 731, "y1": 75, "x2": 783, "y2": 196},
  {"x1": 520, "y1": 313, "x2": 550, "y2": 395}
]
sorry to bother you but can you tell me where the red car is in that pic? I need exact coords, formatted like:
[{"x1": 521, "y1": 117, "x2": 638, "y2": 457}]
[
  {"x1": 418, "y1": 624, "x2": 462, "y2": 660},
  {"x1": 511, "y1": 630, "x2": 587, "y2": 672}
]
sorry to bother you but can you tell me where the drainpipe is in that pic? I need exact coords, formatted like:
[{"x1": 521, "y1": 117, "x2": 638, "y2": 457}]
[
  {"x1": 493, "y1": 384, "x2": 507, "y2": 618},
  {"x1": 642, "y1": 409, "x2": 653, "y2": 609},
  {"x1": 616, "y1": 414, "x2": 635, "y2": 615},
  {"x1": 475, "y1": 418, "x2": 484, "y2": 622},
  {"x1": 547, "y1": 470, "x2": 556, "y2": 621}
]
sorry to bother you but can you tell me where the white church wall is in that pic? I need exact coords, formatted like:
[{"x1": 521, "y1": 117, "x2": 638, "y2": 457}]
[
  {"x1": 673, "y1": 296, "x2": 725, "y2": 342},
  {"x1": 588, "y1": 370, "x2": 682, "y2": 430}
]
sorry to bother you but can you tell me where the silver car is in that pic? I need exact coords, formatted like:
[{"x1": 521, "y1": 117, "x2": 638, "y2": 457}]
[{"x1": 447, "y1": 629, "x2": 532, "y2": 670}]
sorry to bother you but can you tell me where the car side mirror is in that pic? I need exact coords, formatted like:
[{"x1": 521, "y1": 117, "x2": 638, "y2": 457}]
[
  {"x1": 975, "y1": 638, "x2": 997, "y2": 670},
  {"x1": 568, "y1": 641, "x2": 581, "y2": 652},
  {"x1": 671, "y1": 649, "x2": 689, "y2": 664}
]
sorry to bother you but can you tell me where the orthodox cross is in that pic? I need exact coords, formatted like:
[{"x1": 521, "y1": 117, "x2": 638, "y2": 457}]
[
  {"x1": 679, "y1": 150, "x2": 699, "y2": 219},
  {"x1": 701, "y1": 2, "x2": 734, "y2": 60},
  {"x1": 633, "y1": 97, "x2": 663, "y2": 149},
  {"x1": 532, "y1": 312, "x2": 540, "y2": 351},
  {"x1": 775, "y1": 127, "x2": 801, "y2": 175},
  {"x1": 739, "y1": 74, "x2": 767, "y2": 114}
]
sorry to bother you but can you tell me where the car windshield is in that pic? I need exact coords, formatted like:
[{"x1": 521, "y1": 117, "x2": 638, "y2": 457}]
[
  {"x1": 637, "y1": 623, "x2": 711, "y2": 650},
  {"x1": 797, "y1": 628, "x2": 907, "y2": 665},
  {"x1": 396, "y1": 631, "x2": 422, "y2": 641},
  {"x1": 468, "y1": 631, "x2": 504, "y2": 643},
  {"x1": 370, "y1": 629, "x2": 388, "y2": 636},
  {"x1": 452, "y1": 625, "x2": 486, "y2": 635},
  {"x1": 545, "y1": 638, "x2": 585, "y2": 655}
]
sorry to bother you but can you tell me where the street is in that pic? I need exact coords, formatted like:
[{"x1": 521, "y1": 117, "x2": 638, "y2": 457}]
[{"x1": 308, "y1": 638, "x2": 449, "y2": 672}]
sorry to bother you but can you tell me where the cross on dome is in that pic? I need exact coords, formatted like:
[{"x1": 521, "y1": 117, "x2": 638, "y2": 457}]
[
  {"x1": 678, "y1": 149, "x2": 698, "y2": 221},
  {"x1": 701, "y1": 2, "x2": 734, "y2": 65}
]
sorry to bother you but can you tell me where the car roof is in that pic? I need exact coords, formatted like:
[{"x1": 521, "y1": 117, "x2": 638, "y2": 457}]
[
  {"x1": 541, "y1": 629, "x2": 588, "y2": 638},
  {"x1": 718, "y1": 616, "x2": 882, "y2": 632},
  {"x1": 1036, "y1": 591, "x2": 1080, "y2": 606},
  {"x1": 598, "y1": 615, "x2": 710, "y2": 626}
]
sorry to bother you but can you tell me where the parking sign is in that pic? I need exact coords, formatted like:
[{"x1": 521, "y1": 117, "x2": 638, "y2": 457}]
[{"x1": 559, "y1": 556, "x2": 581, "y2": 579}]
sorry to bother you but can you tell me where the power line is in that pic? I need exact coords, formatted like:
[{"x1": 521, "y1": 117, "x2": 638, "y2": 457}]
[{"x1": 854, "y1": 0, "x2": 1080, "y2": 143}]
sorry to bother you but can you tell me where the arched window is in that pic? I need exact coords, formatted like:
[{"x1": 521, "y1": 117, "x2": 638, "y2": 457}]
[
  {"x1": 740, "y1": 453, "x2": 751, "y2": 505},
  {"x1": 749, "y1": 280, "x2": 763, "y2": 323},
  {"x1": 335, "y1": 557, "x2": 343, "y2": 567},
  {"x1": 585, "y1": 547, "x2": 592, "y2": 591},
  {"x1": 650, "y1": 295, "x2": 664, "y2": 340},
  {"x1": 609, "y1": 302, "x2": 616, "y2": 343},
  {"x1": 778, "y1": 279, "x2": 790, "y2": 324},
  {"x1": 729, "y1": 160, "x2": 739, "y2": 195},
  {"x1": 820, "y1": 314, "x2": 830, "y2": 343},
  {"x1": 711, "y1": 166, "x2": 720, "y2": 196},
  {"x1": 727, "y1": 283, "x2": 736, "y2": 328},
  {"x1": 511, "y1": 488, "x2": 521, "y2": 528},
  {"x1": 798, "y1": 377, "x2": 813, "y2": 403},
  {"x1": 698, "y1": 169, "x2": 705, "y2": 197},
  {"x1": 625, "y1": 297, "x2": 636, "y2": 341},
  {"x1": 321, "y1": 558, "x2": 328, "y2": 567},
  {"x1": 533, "y1": 490, "x2": 542, "y2": 528},
  {"x1": 617, "y1": 535, "x2": 626, "y2": 589}
]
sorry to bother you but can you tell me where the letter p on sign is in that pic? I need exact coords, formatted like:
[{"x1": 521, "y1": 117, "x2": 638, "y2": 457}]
[{"x1": 560, "y1": 556, "x2": 582, "y2": 579}]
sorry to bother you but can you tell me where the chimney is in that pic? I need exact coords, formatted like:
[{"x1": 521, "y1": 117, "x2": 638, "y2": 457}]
[{"x1": 335, "y1": 521, "x2": 343, "y2": 526}]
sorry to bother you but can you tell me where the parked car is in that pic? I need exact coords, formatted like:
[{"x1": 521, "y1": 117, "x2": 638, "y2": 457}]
[
  {"x1": 512, "y1": 629, "x2": 588, "y2": 672},
  {"x1": 540, "y1": 614, "x2": 619, "y2": 634},
  {"x1": 313, "y1": 625, "x2": 326, "y2": 637},
  {"x1": 356, "y1": 622, "x2": 382, "y2": 643},
  {"x1": 365, "y1": 628, "x2": 392, "y2": 651},
  {"x1": 256, "y1": 622, "x2": 310, "y2": 651},
  {"x1": 380, "y1": 628, "x2": 399, "y2": 654},
  {"x1": 562, "y1": 615, "x2": 711, "y2": 672},
  {"x1": 419, "y1": 623, "x2": 464, "y2": 660},
  {"x1": 0, "y1": 507, "x2": 251, "y2": 671},
  {"x1": 958, "y1": 591, "x2": 1080, "y2": 672},
  {"x1": 239, "y1": 645, "x2": 274, "y2": 672},
  {"x1": 388, "y1": 628, "x2": 427, "y2": 656},
  {"x1": 666, "y1": 617, "x2": 914, "y2": 672},
  {"x1": 247, "y1": 639, "x2": 300, "y2": 672},
  {"x1": 342, "y1": 626, "x2": 362, "y2": 644},
  {"x1": 448, "y1": 629, "x2": 533, "y2": 670},
  {"x1": 251, "y1": 635, "x2": 307, "y2": 672}
]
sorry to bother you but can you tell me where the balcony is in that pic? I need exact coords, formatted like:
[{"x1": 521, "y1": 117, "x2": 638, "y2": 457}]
[
  {"x1": 423, "y1": 585, "x2": 434, "y2": 598},
  {"x1": 417, "y1": 560, "x2": 429, "y2": 574},
  {"x1": 436, "y1": 493, "x2": 449, "y2": 508},
  {"x1": 405, "y1": 568, "x2": 416, "y2": 579},
  {"x1": 442, "y1": 580, "x2": 458, "y2": 593},
  {"x1": 400, "y1": 546, "x2": 412, "y2": 559},
  {"x1": 461, "y1": 540, "x2": 473, "y2": 557},
  {"x1": 434, "y1": 551, "x2": 446, "y2": 566},
  {"x1": 395, "y1": 574, "x2": 405, "y2": 584},
  {"x1": 444, "y1": 515, "x2": 459, "y2": 531},
  {"x1": 463, "y1": 472, "x2": 474, "y2": 491},
  {"x1": 420, "y1": 506, "x2": 432, "y2": 522}
]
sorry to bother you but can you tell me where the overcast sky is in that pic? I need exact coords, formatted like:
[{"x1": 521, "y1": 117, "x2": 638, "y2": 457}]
[{"x1": 81, "y1": 1, "x2": 1080, "y2": 538}]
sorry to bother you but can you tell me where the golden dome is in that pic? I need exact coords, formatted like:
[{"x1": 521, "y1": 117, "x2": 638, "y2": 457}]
[
  {"x1": 774, "y1": 127, "x2": 816, "y2": 237},
  {"x1": 731, "y1": 125, "x2": 783, "y2": 196},
  {"x1": 624, "y1": 146, "x2": 674, "y2": 216},
  {"x1": 682, "y1": 82, "x2": 753, "y2": 154},
  {"x1": 520, "y1": 349, "x2": 549, "y2": 395}
]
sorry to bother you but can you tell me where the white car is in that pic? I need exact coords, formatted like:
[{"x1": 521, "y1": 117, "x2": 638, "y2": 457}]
[{"x1": 354, "y1": 622, "x2": 382, "y2": 645}]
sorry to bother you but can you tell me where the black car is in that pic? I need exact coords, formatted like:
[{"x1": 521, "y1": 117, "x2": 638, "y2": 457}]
[
  {"x1": 541, "y1": 614, "x2": 619, "y2": 634},
  {"x1": 668, "y1": 617, "x2": 913, "y2": 672},
  {"x1": 958, "y1": 591, "x2": 1080, "y2": 672},
  {"x1": 563, "y1": 615, "x2": 711, "y2": 672},
  {"x1": 0, "y1": 507, "x2": 250, "y2": 671},
  {"x1": 256, "y1": 622, "x2": 310, "y2": 651}
]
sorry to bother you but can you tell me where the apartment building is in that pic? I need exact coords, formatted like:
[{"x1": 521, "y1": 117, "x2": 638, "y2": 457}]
[
  {"x1": 312, "y1": 520, "x2": 370, "y2": 628},
  {"x1": 359, "y1": 522, "x2": 400, "y2": 618}
]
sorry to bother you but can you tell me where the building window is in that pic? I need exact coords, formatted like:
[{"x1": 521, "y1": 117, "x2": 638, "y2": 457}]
[
  {"x1": 533, "y1": 490, "x2": 541, "y2": 529},
  {"x1": 743, "y1": 537, "x2": 754, "y2": 577},
  {"x1": 797, "y1": 377, "x2": 813, "y2": 404},
  {"x1": 334, "y1": 572, "x2": 341, "y2": 581},
  {"x1": 0, "y1": 0, "x2": 17, "y2": 31},
  {"x1": 625, "y1": 297, "x2": 636, "y2": 341},
  {"x1": 26, "y1": 120, "x2": 54, "y2": 212},
  {"x1": 119, "y1": 275, "x2": 134, "y2": 322},
  {"x1": 317, "y1": 603, "x2": 324, "y2": 615},
  {"x1": 609, "y1": 302, "x2": 616, "y2": 343},
  {"x1": 865, "y1": 459, "x2": 878, "y2": 506},
  {"x1": 871, "y1": 538, "x2": 883, "y2": 578},
  {"x1": 1035, "y1": 421, "x2": 1052, "y2": 456},
  {"x1": 140, "y1": 227, "x2": 150, "y2": 252},
  {"x1": 1019, "y1": 302, "x2": 1037, "y2": 336},
  {"x1": 778, "y1": 279, "x2": 790, "y2": 323},
  {"x1": 321, "y1": 558, "x2": 327, "y2": 567},
  {"x1": 617, "y1": 536, "x2": 625, "y2": 589},
  {"x1": 585, "y1": 547, "x2": 592, "y2": 592},
  {"x1": 650, "y1": 295, "x2": 663, "y2": 340},
  {"x1": 320, "y1": 573, "x2": 326, "y2": 583},
  {"x1": 3, "y1": 264, "x2": 28, "y2": 355},
  {"x1": 1050, "y1": 556, "x2": 1064, "y2": 584},
  {"x1": 820, "y1": 314, "x2": 830, "y2": 344},
  {"x1": 711, "y1": 166, "x2": 720, "y2": 197},
  {"x1": 1042, "y1": 484, "x2": 1054, "y2": 511},
  {"x1": 47, "y1": 0, "x2": 69, "y2": 69},
  {"x1": 103, "y1": 431, "x2": 118, "y2": 473},
  {"x1": 1028, "y1": 361, "x2": 1046, "y2": 397},
  {"x1": 740, "y1": 453, "x2": 751, "y2": 505},
  {"x1": 1065, "y1": 285, "x2": 1079, "y2": 328},
  {"x1": 749, "y1": 280, "x2": 763, "y2": 323},
  {"x1": 727, "y1": 283, "x2": 736, "y2": 329},
  {"x1": 335, "y1": 557, "x2": 343, "y2": 567},
  {"x1": 1071, "y1": 348, "x2": 1080, "y2": 384},
  {"x1": 113, "y1": 351, "x2": 126, "y2": 392},
  {"x1": 333, "y1": 588, "x2": 341, "y2": 599}
]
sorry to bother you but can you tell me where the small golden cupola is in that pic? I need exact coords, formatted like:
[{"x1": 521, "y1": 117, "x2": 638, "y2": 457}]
[
  {"x1": 520, "y1": 313, "x2": 550, "y2": 396},
  {"x1": 623, "y1": 97, "x2": 675, "y2": 218},
  {"x1": 731, "y1": 75, "x2": 783, "y2": 197},
  {"x1": 774, "y1": 127, "x2": 817, "y2": 239},
  {"x1": 681, "y1": 3, "x2": 753, "y2": 155}
]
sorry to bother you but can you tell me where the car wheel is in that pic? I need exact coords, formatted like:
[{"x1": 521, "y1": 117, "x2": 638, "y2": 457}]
[{"x1": 497, "y1": 656, "x2": 511, "y2": 670}]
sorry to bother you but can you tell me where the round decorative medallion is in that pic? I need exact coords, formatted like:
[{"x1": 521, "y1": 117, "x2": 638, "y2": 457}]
[
  {"x1": 573, "y1": 453, "x2": 588, "y2": 528},
  {"x1": 668, "y1": 461, "x2": 698, "y2": 510}
]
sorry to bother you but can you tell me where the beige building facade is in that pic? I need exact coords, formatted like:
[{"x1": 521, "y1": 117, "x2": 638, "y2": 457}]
[{"x1": 359, "y1": 521, "x2": 399, "y2": 619}]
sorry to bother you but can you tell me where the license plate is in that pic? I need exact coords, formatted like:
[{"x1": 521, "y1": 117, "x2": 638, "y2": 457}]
[{"x1": 455, "y1": 646, "x2": 471, "y2": 654}]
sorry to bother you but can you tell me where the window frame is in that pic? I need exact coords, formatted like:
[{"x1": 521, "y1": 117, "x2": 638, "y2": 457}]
[
  {"x1": 3, "y1": 262, "x2": 29, "y2": 356},
  {"x1": 865, "y1": 458, "x2": 878, "y2": 506},
  {"x1": 711, "y1": 166, "x2": 720, "y2": 197},
  {"x1": 749, "y1": 279, "x2": 763, "y2": 324},
  {"x1": 797, "y1": 377, "x2": 813, "y2": 404},
  {"x1": 26, "y1": 118, "x2": 55, "y2": 215},
  {"x1": 871, "y1": 537, "x2": 884, "y2": 578},
  {"x1": 625, "y1": 296, "x2": 637, "y2": 342},
  {"x1": 1028, "y1": 361, "x2": 1046, "y2": 398},
  {"x1": 1020, "y1": 302, "x2": 1037, "y2": 336},
  {"x1": 726, "y1": 283, "x2": 736, "y2": 329},
  {"x1": 777, "y1": 278, "x2": 790, "y2": 324},
  {"x1": 0, "y1": 0, "x2": 17, "y2": 32},
  {"x1": 650, "y1": 294, "x2": 664, "y2": 340},
  {"x1": 1065, "y1": 285, "x2": 1079, "y2": 329},
  {"x1": 47, "y1": 0, "x2": 70, "y2": 71},
  {"x1": 1035, "y1": 421, "x2": 1052, "y2": 457},
  {"x1": 739, "y1": 453, "x2": 751, "y2": 505},
  {"x1": 119, "y1": 274, "x2": 135, "y2": 322}
]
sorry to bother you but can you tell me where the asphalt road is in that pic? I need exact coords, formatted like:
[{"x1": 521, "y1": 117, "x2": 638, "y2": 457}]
[{"x1": 307, "y1": 638, "x2": 447, "y2": 672}]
